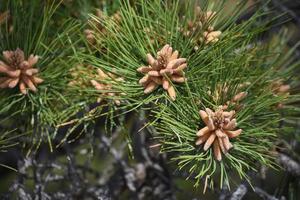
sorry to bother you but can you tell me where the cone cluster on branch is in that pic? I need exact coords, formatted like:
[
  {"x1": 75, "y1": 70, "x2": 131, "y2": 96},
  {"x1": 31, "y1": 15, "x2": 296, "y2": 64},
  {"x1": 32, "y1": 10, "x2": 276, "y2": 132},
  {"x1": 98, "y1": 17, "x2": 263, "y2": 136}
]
[
  {"x1": 0, "y1": 48, "x2": 43, "y2": 94},
  {"x1": 195, "y1": 106, "x2": 242, "y2": 161},
  {"x1": 91, "y1": 68, "x2": 124, "y2": 105},
  {"x1": 182, "y1": 6, "x2": 221, "y2": 50},
  {"x1": 184, "y1": 8, "x2": 216, "y2": 37},
  {"x1": 208, "y1": 83, "x2": 249, "y2": 111},
  {"x1": 137, "y1": 44, "x2": 187, "y2": 101}
]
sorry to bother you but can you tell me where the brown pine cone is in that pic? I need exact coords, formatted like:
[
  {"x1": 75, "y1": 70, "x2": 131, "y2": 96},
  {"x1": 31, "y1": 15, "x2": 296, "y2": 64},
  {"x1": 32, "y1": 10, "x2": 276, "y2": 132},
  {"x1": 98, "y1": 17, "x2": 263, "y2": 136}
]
[
  {"x1": 195, "y1": 106, "x2": 242, "y2": 161},
  {"x1": 0, "y1": 48, "x2": 43, "y2": 94},
  {"x1": 137, "y1": 44, "x2": 187, "y2": 101}
]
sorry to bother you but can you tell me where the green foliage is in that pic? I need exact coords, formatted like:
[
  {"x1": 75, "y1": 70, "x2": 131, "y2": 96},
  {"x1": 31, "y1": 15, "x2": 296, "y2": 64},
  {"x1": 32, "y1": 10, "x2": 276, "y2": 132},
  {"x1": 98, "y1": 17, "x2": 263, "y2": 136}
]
[
  {"x1": 77, "y1": 0, "x2": 300, "y2": 190},
  {"x1": 0, "y1": 0, "x2": 83, "y2": 152},
  {"x1": 0, "y1": 0, "x2": 299, "y2": 192}
]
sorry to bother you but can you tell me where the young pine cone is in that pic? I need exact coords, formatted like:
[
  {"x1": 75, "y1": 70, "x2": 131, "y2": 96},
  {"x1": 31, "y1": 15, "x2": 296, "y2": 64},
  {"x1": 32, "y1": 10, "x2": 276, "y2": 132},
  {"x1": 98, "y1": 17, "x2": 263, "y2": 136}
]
[
  {"x1": 91, "y1": 68, "x2": 124, "y2": 105},
  {"x1": 208, "y1": 82, "x2": 249, "y2": 111},
  {"x1": 271, "y1": 79, "x2": 290, "y2": 108},
  {"x1": 222, "y1": 91, "x2": 248, "y2": 111},
  {"x1": 84, "y1": 29, "x2": 96, "y2": 45},
  {"x1": 184, "y1": 8, "x2": 216, "y2": 37},
  {"x1": 195, "y1": 107, "x2": 242, "y2": 161},
  {"x1": 194, "y1": 6, "x2": 216, "y2": 24},
  {"x1": 203, "y1": 26, "x2": 222, "y2": 44},
  {"x1": 0, "y1": 48, "x2": 43, "y2": 94},
  {"x1": 271, "y1": 79, "x2": 290, "y2": 96},
  {"x1": 137, "y1": 44, "x2": 187, "y2": 101}
]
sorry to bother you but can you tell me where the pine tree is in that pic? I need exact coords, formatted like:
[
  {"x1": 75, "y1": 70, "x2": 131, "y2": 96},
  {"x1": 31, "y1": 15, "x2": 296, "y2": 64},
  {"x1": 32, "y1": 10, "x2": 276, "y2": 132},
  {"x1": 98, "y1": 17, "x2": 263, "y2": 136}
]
[{"x1": 0, "y1": 0, "x2": 299, "y2": 198}]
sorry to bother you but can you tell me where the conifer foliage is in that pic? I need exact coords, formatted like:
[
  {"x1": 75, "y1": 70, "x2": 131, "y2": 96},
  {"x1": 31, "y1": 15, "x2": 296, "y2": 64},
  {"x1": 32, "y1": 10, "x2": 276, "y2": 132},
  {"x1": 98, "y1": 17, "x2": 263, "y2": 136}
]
[{"x1": 0, "y1": 0, "x2": 299, "y2": 196}]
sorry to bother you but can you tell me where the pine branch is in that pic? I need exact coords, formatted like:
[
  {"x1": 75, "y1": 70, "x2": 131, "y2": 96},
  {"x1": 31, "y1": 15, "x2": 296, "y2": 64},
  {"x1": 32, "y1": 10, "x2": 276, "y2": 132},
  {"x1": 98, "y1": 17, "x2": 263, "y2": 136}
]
[{"x1": 0, "y1": 0, "x2": 299, "y2": 197}]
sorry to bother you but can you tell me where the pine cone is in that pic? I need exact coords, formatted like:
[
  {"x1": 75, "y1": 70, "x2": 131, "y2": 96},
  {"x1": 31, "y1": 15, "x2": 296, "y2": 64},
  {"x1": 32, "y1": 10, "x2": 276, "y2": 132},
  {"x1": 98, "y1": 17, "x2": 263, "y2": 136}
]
[
  {"x1": 271, "y1": 79, "x2": 290, "y2": 95},
  {"x1": 137, "y1": 44, "x2": 187, "y2": 101},
  {"x1": 208, "y1": 83, "x2": 249, "y2": 110},
  {"x1": 271, "y1": 79, "x2": 290, "y2": 108},
  {"x1": 84, "y1": 29, "x2": 96, "y2": 45},
  {"x1": 91, "y1": 68, "x2": 124, "y2": 105},
  {"x1": 184, "y1": 10, "x2": 216, "y2": 37},
  {"x1": 194, "y1": 6, "x2": 216, "y2": 24},
  {"x1": 182, "y1": 6, "x2": 221, "y2": 49},
  {"x1": 195, "y1": 107, "x2": 242, "y2": 161},
  {"x1": 203, "y1": 26, "x2": 222, "y2": 44},
  {"x1": 111, "y1": 11, "x2": 122, "y2": 23},
  {"x1": 0, "y1": 48, "x2": 43, "y2": 94}
]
